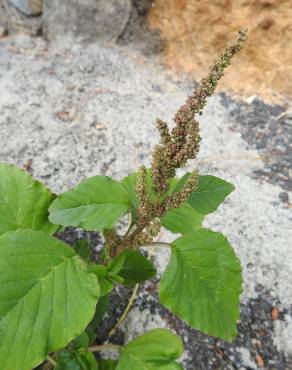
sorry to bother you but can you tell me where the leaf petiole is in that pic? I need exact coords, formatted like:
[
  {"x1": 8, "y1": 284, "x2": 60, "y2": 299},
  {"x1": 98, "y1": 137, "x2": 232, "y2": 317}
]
[
  {"x1": 145, "y1": 242, "x2": 172, "y2": 248},
  {"x1": 88, "y1": 343, "x2": 122, "y2": 352},
  {"x1": 46, "y1": 355, "x2": 57, "y2": 366}
]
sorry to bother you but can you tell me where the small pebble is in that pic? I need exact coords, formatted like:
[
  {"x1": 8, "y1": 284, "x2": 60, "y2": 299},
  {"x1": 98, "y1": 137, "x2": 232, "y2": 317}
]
[
  {"x1": 255, "y1": 353, "x2": 265, "y2": 368},
  {"x1": 271, "y1": 307, "x2": 279, "y2": 320},
  {"x1": 0, "y1": 27, "x2": 8, "y2": 37},
  {"x1": 8, "y1": 0, "x2": 43, "y2": 16}
]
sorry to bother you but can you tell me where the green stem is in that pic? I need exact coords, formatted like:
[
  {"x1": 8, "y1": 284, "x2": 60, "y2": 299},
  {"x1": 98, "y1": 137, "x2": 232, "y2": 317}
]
[
  {"x1": 46, "y1": 355, "x2": 57, "y2": 367},
  {"x1": 109, "y1": 283, "x2": 140, "y2": 337},
  {"x1": 88, "y1": 343, "x2": 121, "y2": 352}
]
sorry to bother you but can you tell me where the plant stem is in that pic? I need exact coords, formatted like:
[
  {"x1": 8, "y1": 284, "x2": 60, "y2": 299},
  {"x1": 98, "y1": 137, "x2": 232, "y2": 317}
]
[
  {"x1": 88, "y1": 343, "x2": 121, "y2": 352},
  {"x1": 108, "y1": 250, "x2": 154, "y2": 337},
  {"x1": 46, "y1": 355, "x2": 57, "y2": 367},
  {"x1": 146, "y1": 241, "x2": 172, "y2": 248},
  {"x1": 109, "y1": 283, "x2": 140, "y2": 337},
  {"x1": 124, "y1": 214, "x2": 134, "y2": 237}
]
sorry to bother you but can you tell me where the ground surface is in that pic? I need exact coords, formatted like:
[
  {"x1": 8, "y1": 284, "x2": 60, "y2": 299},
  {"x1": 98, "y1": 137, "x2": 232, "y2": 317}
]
[{"x1": 0, "y1": 35, "x2": 291, "y2": 369}]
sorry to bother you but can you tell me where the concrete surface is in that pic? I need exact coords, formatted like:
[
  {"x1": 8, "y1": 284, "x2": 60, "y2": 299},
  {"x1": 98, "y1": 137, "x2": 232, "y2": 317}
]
[{"x1": 0, "y1": 35, "x2": 291, "y2": 369}]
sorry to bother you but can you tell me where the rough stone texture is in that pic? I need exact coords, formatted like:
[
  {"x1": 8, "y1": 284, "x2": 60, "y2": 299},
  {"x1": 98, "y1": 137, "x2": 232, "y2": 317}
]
[
  {"x1": 117, "y1": 0, "x2": 164, "y2": 56},
  {"x1": 221, "y1": 93, "x2": 292, "y2": 192},
  {"x1": 0, "y1": 26, "x2": 7, "y2": 36},
  {"x1": 0, "y1": 35, "x2": 292, "y2": 368},
  {"x1": 43, "y1": 0, "x2": 131, "y2": 44},
  {"x1": 119, "y1": 283, "x2": 292, "y2": 370},
  {"x1": 8, "y1": 0, "x2": 43, "y2": 16},
  {"x1": 0, "y1": 0, "x2": 42, "y2": 35}
]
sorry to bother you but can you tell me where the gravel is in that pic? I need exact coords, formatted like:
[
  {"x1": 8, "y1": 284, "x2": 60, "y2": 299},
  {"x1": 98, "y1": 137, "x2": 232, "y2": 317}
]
[{"x1": 0, "y1": 34, "x2": 291, "y2": 369}]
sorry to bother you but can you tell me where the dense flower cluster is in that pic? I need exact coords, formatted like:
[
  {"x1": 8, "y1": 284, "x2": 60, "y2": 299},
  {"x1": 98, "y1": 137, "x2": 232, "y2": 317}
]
[
  {"x1": 116, "y1": 29, "x2": 248, "y2": 253},
  {"x1": 152, "y1": 28, "x2": 248, "y2": 195}
]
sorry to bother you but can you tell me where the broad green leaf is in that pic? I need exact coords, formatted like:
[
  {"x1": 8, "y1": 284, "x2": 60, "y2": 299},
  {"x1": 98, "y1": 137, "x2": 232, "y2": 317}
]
[
  {"x1": 0, "y1": 229, "x2": 100, "y2": 370},
  {"x1": 188, "y1": 175, "x2": 235, "y2": 214},
  {"x1": 55, "y1": 348, "x2": 97, "y2": 370},
  {"x1": 116, "y1": 329, "x2": 183, "y2": 370},
  {"x1": 74, "y1": 239, "x2": 91, "y2": 261},
  {"x1": 49, "y1": 176, "x2": 130, "y2": 231},
  {"x1": 159, "y1": 229, "x2": 242, "y2": 341},
  {"x1": 0, "y1": 163, "x2": 57, "y2": 235},
  {"x1": 98, "y1": 359, "x2": 118, "y2": 370},
  {"x1": 116, "y1": 251, "x2": 156, "y2": 286},
  {"x1": 161, "y1": 202, "x2": 204, "y2": 234}
]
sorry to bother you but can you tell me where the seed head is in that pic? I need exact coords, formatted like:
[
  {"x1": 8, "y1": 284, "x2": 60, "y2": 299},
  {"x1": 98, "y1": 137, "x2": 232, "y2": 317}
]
[{"x1": 151, "y1": 29, "x2": 247, "y2": 195}]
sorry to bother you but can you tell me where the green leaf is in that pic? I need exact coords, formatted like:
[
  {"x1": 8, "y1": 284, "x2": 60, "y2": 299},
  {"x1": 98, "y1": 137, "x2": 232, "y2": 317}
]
[
  {"x1": 76, "y1": 350, "x2": 97, "y2": 370},
  {"x1": 55, "y1": 349, "x2": 97, "y2": 370},
  {"x1": 108, "y1": 253, "x2": 126, "y2": 276},
  {"x1": 0, "y1": 163, "x2": 57, "y2": 235},
  {"x1": 90, "y1": 265, "x2": 114, "y2": 296},
  {"x1": 171, "y1": 173, "x2": 191, "y2": 194},
  {"x1": 74, "y1": 240, "x2": 92, "y2": 261},
  {"x1": 161, "y1": 202, "x2": 204, "y2": 234},
  {"x1": 0, "y1": 229, "x2": 100, "y2": 370},
  {"x1": 121, "y1": 170, "x2": 185, "y2": 209},
  {"x1": 71, "y1": 332, "x2": 90, "y2": 350},
  {"x1": 49, "y1": 176, "x2": 130, "y2": 231},
  {"x1": 121, "y1": 171, "x2": 200, "y2": 219},
  {"x1": 160, "y1": 172, "x2": 192, "y2": 203},
  {"x1": 96, "y1": 250, "x2": 156, "y2": 289},
  {"x1": 98, "y1": 359, "x2": 118, "y2": 370},
  {"x1": 56, "y1": 350, "x2": 78, "y2": 370},
  {"x1": 159, "y1": 229, "x2": 242, "y2": 341},
  {"x1": 188, "y1": 175, "x2": 235, "y2": 214},
  {"x1": 121, "y1": 170, "x2": 158, "y2": 220},
  {"x1": 117, "y1": 251, "x2": 156, "y2": 286},
  {"x1": 86, "y1": 295, "x2": 109, "y2": 343},
  {"x1": 116, "y1": 329, "x2": 183, "y2": 370},
  {"x1": 121, "y1": 173, "x2": 139, "y2": 213}
]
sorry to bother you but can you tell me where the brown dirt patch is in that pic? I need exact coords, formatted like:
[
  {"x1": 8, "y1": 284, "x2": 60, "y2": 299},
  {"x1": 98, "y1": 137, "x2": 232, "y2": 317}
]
[{"x1": 148, "y1": 0, "x2": 292, "y2": 104}]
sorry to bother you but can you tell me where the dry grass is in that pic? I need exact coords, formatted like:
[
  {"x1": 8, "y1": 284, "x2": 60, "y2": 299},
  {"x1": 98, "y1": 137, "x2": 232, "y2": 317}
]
[{"x1": 148, "y1": 0, "x2": 292, "y2": 104}]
